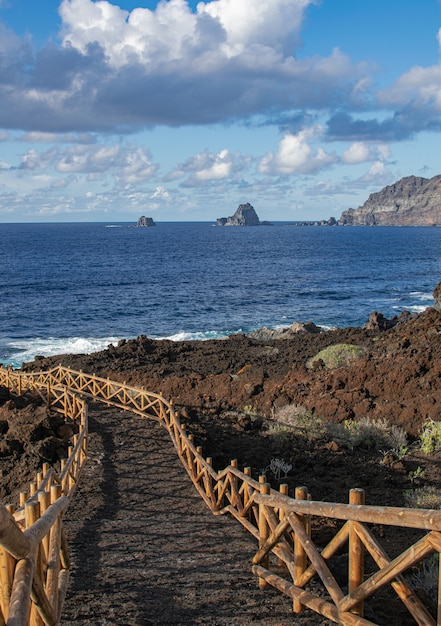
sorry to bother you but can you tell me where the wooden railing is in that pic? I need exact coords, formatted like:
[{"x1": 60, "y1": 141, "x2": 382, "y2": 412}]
[{"x1": 0, "y1": 365, "x2": 440, "y2": 625}]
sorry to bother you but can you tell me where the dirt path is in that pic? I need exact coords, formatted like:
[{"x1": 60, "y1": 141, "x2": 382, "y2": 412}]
[{"x1": 60, "y1": 403, "x2": 330, "y2": 625}]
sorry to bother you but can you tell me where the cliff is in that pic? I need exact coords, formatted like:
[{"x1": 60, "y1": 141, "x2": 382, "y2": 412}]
[
  {"x1": 339, "y1": 175, "x2": 441, "y2": 226},
  {"x1": 216, "y1": 203, "x2": 261, "y2": 226}
]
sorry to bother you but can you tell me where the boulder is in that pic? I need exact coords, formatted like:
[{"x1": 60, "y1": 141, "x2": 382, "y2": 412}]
[
  {"x1": 248, "y1": 320, "x2": 322, "y2": 340},
  {"x1": 434, "y1": 282, "x2": 441, "y2": 311}
]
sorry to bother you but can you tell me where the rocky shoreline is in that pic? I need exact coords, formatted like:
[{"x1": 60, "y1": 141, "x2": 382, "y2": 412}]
[{"x1": 21, "y1": 282, "x2": 441, "y2": 438}]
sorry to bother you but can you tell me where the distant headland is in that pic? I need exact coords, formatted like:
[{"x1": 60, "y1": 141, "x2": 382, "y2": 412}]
[
  {"x1": 287, "y1": 174, "x2": 441, "y2": 227},
  {"x1": 339, "y1": 174, "x2": 441, "y2": 226}
]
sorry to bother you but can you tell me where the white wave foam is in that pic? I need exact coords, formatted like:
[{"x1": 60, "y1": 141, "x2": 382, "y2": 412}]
[
  {"x1": 156, "y1": 330, "x2": 232, "y2": 341},
  {"x1": 4, "y1": 336, "x2": 122, "y2": 368},
  {"x1": 409, "y1": 291, "x2": 434, "y2": 302},
  {"x1": 393, "y1": 304, "x2": 429, "y2": 314}
]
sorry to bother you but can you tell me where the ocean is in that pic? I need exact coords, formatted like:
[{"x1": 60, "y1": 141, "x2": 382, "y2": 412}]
[{"x1": 1, "y1": 222, "x2": 440, "y2": 368}]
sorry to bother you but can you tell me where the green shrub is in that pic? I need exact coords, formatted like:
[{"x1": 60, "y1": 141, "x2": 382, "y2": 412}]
[
  {"x1": 327, "y1": 416, "x2": 407, "y2": 452},
  {"x1": 419, "y1": 418, "x2": 441, "y2": 454},
  {"x1": 306, "y1": 343, "x2": 366, "y2": 370}
]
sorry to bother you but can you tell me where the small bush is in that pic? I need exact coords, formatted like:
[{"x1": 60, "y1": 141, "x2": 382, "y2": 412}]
[
  {"x1": 271, "y1": 404, "x2": 325, "y2": 443},
  {"x1": 327, "y1": 416, "x2": 407, "y2": 452},
  {"x1": 306, "y1": 343, "x2": 366, "y2": 370},
  {"x1": 419, "y1": 419, "x2": 441, "y2": 454},
  {"x1": 404, "y1": 485, "x2": 441, "y2": 509}
]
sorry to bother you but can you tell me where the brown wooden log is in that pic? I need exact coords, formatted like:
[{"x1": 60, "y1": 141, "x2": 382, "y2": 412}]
[
  {"x1": 354, "y1": 521, "x2": 436, "y2": 626},
  {"x1": 31, "y1": 570, "x2": 57, "y2": 626},
  {"x1": 0, "y1": 547, "x2": 13, "y2": 623},
  {"x1": 252, "y1": 516, "x2": 291, "y2": 566},
  {"x1": 24, "y1": 502, "x2": 42, "y2": 626},
  {"x1": 7, "y1": 557, "x2": 34, "y2": 626},
  {"x1": 294, "y1": 486, "x2": 308, "y2": 614},
  {"x1": 261, "y1": 504, "x2": 293, "y2": 558},
  {"x1": 23, "y1": 497, "x2": 69, "y2": 553},
  {"x1": 349, "y1": 489, "x2": 365, "y2": 617},
  {"x1": 56, "y1": 568, "x2": 70, "y2": 623},
  {"x1": 298, "y1": 521, "x2": 350, "y2": 587},
  {"x1": 251, "y1": 565, "x2": 376, "y2": 625},
  {"x1": 221, "y1": 504, "x2": 259, "y2": 538},
  {"x1": 258, "y1": 484, "x2": 270, "y2": 589},
  {"x1": 254, "y1": 492, "x2": 441, "y2": 531},
  {"x1": 338, "y1": 533, "x2": 434, "y2": 615},
  {"x1": 45, "y1": 488, "x2": 62, "y2": 617},
  {"x1": 0, "y1": 505, "x2": 30, "y2": 560},
  {"x1": 37, "y1": 491, "x2": 51, "y2": 568},
  {"x1": 287, "y1": 511, "x2": 344, "y2": 606}
]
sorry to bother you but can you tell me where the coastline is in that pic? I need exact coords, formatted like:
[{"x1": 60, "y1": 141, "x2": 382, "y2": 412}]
[{"x1": 21, "y1": 286, "x2": 441, "y2": 437}]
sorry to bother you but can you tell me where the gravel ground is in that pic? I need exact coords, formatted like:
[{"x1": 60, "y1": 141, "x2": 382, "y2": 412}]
[{"x1": 60, "y1": 402, "x2": 332, "y2": 626}]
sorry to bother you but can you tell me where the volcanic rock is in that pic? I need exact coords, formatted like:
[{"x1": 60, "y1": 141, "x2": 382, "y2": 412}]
[
  {"x1": 216, "y1": 203, "x2": 261, "y2": 226},
  {"x1": 137, "y1": 216, "x2": 156, "y2": 227},
  {"x1": 339, "y1": 175, "x2": 441, "y2": 226}
]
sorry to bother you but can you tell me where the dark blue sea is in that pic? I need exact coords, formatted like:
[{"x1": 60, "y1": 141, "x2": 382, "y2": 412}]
[{"x1": 1, "y1": 222, "x2": 440, "y2": 367}]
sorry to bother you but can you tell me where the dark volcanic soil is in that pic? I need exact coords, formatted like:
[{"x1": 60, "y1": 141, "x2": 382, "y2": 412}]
[
  {"x1": 2, "y1": 295, "x2": 441, "y2": 624},
  {"x1": 22, "y1": 305, "x2": 441, "y2": 437}
]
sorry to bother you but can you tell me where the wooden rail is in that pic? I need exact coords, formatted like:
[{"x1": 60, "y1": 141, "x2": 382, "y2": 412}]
[{"x1": 0, "y1": 365, "x2": 440, "y2": 625}]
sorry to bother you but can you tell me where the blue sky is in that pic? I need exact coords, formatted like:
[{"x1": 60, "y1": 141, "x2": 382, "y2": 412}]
[{"x1": 1, "y1": 0, "x2": 441, "y2": 222}]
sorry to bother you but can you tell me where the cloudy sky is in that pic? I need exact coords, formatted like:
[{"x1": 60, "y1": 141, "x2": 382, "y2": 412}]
[{"x1": 1, "y1": 0, "x2": 441, "y2": 222}]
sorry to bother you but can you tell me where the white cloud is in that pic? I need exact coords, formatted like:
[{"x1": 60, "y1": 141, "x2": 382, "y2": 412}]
[
  {"x1": 60, "y1": 0, "x2": 197, "y2": 68},
  {"x1": 169, "y1": 148, "x2": 238, "y2": 184},
  {"x1": 54, "y1": 143, "x2": 156, "y2": 183},
  {"x1": 198, "y1": 0, "x2": 310, "y2": 56},
  {"x1": 378, "y1": 63, "x2": 441, "y2": 112},
  {"x1": 60, "y1": 0, "x2": 311, "y2": 68},
  {"x1": 367, "y1": 160, "x2": 385, "y2": 176},
  {"x1": 20, "y1": 147, "x2": 59, "y2": 171},
  {"x1": 342, "y1": 141, "x2": 391, "y2": 166},
  {"x1": 342, "y1": 142, "x2": 370, "y2": 164},
  {"x1": 114, "y1": 147, "x2": 157, "y2": 184},
  {"x1": 259, "y1": 129, "x2": 337, "y2": 175},
  {"x1": 151, "y1": 186, "x2": 171, "y2": 200},
  {"x1": 0, "y1": 0, "x2": 369, "y2": 132}
]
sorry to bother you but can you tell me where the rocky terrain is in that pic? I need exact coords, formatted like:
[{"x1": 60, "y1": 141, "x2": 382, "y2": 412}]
[
  {"x1": 21, "y1": 286, "x2": 441, "y2": 439},
  {"x1": 339, "y1": 174, "x2": 441, "y2": 226},
  {"x1": 2, "y1": 284, "x2": 441, "y2": 624}
]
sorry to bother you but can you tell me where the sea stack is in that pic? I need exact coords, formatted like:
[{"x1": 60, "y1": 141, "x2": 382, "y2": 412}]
[
  {"x1": 216, "y1": 202, "x2": 261, "y2": 226},
  {"x1": 137, "y1": 216, "x2": 156, "y2": 227}
]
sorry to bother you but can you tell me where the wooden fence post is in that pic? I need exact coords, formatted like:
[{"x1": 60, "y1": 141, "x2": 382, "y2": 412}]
[
  {"x1": 25, "y1": 501, "x2": 43, "y2": 626},
  {"x1": 258, "y1": 483, "x2": 270, "y2": 589},
  {"x1": 46, "y1": 382, "x2": 51, "y2": 409},
  {"x1": 0, "y1": 540, "x2": 13, "y2": 623},
  {"x1": 46, "y1": 484, "x2": 62, "y2": 619},
  {"x1": 294, "y1": 486, "x2": 308, "y2": 614},
  {"x1": 349, "y1": 488, "x2": 365, "y2": 618},
  {"x1": 230, "y1": 460, "x2": 238, "y2": 508}
]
